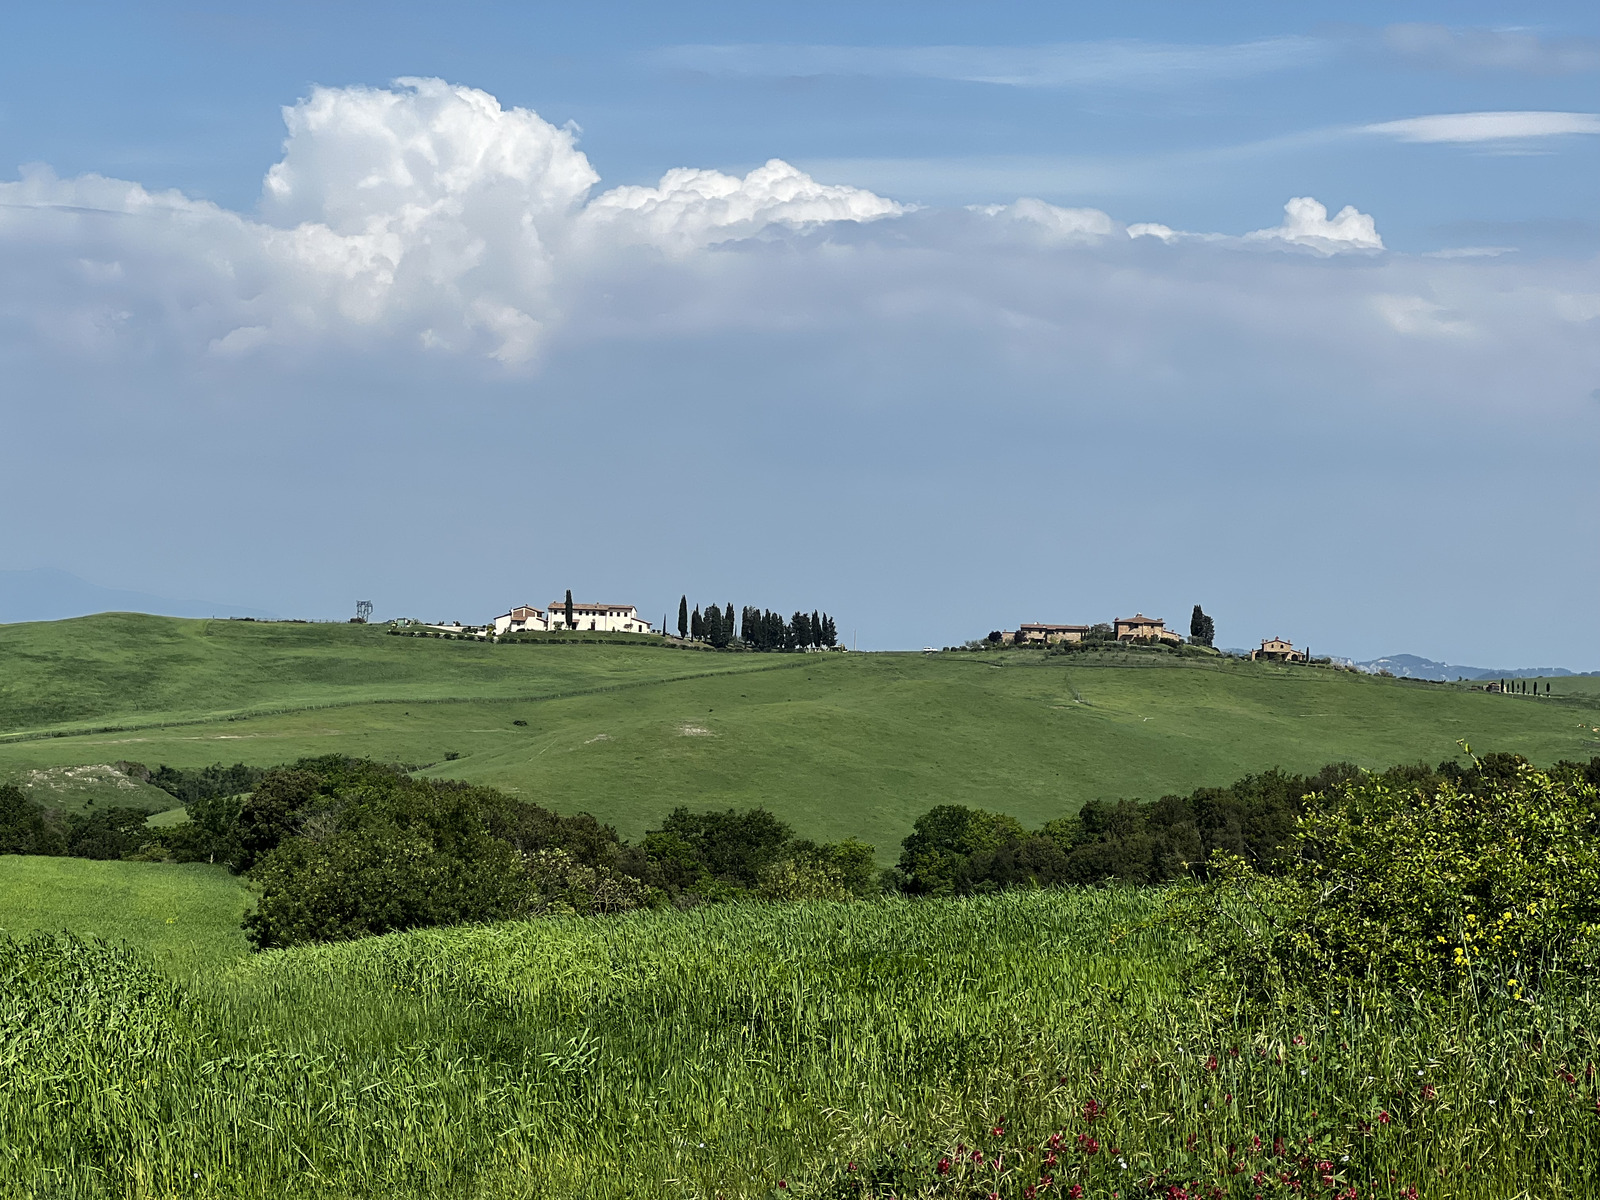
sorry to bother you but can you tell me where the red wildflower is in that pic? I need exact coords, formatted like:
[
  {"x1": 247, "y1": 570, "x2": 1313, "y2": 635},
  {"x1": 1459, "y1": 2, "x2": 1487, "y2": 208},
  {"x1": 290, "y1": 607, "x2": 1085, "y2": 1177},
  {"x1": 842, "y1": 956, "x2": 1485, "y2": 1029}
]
[
  {"x1": 1025, "y1": 1188, "x2": 1037, "y2": 1199},
  {"x1": 1044, "y1": 1152, "x2": 1058, "y2": 1167},
  {"x1": 1205, "y1": 1055, "x2": 1219, "y2": 1072},
  {"x1": 993, "y1": 1126, "x2": 1005, "y2": 1138},
  {"x1": 1084, "y1": 1098, "x2": 1103, "y2": 1122},
  {"x1": 1230, "y1": 1046, "x2": 1240, "y2": 1057},
  {"x1": 937, "y1": 1157, "x2": 952, "y2": 1176},
  {"x1": 1068, "y1": 1187, "x2": 1084, "y2": 1200},
  {"x1": 1400, "y1": 1188, "x2": 1419, "y2": 1200},
  {"x1": 778, "y1": 1183, "x2": 787, "y2": 1191},
  {"x1": 1377, "y1": 1111, "x2": 1391, "y2": 1125},
  {"x1": 1422, "y1": 1084, "x2": 1437, "y2": 1101},
  {"x1": 1293, "y1": 1035, "x2": 1305, "y2": 1046}
]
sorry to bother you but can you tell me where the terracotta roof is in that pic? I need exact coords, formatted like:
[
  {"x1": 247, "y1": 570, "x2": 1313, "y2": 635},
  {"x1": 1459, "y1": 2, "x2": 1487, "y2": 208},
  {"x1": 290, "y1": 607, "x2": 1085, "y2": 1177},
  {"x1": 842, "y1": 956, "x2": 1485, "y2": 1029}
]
[
  {"x1": 1115, "y1": 614, "x2": 1163, "y2": 625},
  {"x1": 1020, "y1": 623, "x2": 1090, "y2": 632},
  {"x1": 548, "y1": 602, "x2": 637, "y2": 612}
]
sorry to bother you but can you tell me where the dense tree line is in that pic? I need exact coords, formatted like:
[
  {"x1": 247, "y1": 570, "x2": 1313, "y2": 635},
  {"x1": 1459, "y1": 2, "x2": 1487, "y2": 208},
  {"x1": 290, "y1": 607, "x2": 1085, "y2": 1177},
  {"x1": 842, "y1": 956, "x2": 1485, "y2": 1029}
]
[
  {"x1": 891, "y1": 752, "x2": 1600, "y2": 895},
  {"x1": 11, "y1": 749, "x2": 1598, "y2": 954},
  {"x1": 675, "y1": 595, "x2": 837, "y2": 651},
  {"x1": 0, "y1": 785, "x2": 153, "y2": 860}
]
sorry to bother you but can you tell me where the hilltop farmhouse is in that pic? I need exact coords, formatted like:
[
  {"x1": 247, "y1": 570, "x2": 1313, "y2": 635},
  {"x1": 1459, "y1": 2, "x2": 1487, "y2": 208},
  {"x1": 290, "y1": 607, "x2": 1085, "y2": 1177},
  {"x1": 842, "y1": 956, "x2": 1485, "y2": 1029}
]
[
  {"x1": 1113, "y1": 614, "x2": 1181, "y2": 644},
  {"x1": 1252, "y1": 637, "x2": 1307, "y2": 663},
  {"x1": 1001, "y1": 613, "x2": 1182, "y2": 645},
  {"x1": 491, "y1": 601, "x2": 654, "y2": 636}
]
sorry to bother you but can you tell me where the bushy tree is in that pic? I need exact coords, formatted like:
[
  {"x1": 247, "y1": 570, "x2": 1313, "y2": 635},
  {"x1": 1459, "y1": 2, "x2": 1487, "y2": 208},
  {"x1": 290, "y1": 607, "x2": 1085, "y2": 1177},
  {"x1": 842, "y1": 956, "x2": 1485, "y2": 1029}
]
[
  {"x1": 0, "y1": 784, "x2": 65, "y2": 856},
  {"x1": 64, "y1": 808, "x2": 150, "y2": 860}
]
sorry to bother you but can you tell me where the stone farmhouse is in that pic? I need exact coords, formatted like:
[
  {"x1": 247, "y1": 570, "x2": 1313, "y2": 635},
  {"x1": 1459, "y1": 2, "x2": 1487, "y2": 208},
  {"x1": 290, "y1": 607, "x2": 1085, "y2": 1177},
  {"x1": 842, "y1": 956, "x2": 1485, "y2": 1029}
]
[
  {"x1": 492, "y1": 601, "x2": 654, "y2": 636},
  {"x1": 1251, "y1": 637, "x2": 1306, "y2": 663},
  {"x1": 1001, "y1": 613, "x2": 1182, "y2": 645},
  {"x1": 1014, "y1": 623, "x2": 1091, "y2": 645},
  {"x1": 1113, "y1": 614, "x2": 1181, "y2": 644}
]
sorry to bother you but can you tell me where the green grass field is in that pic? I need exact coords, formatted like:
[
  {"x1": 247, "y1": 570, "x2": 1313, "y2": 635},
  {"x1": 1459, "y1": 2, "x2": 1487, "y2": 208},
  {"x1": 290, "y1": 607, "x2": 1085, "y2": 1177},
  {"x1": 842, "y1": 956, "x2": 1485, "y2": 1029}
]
[
  {"x1": 3, "y1": 615, "x2": 1598, "y2": 850},
  {"x1": 4, "y1": 890, "x2": 1595, "y2": 1199},
  {"x1": 0, "y1": 855, "x2": 252, "y2": 973}
]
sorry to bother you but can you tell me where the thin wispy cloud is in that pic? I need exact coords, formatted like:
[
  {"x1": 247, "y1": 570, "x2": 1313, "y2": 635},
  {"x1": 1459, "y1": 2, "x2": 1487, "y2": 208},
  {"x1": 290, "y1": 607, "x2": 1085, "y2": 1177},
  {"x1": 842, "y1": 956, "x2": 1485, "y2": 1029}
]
[
  {"x1": 1364, "y1": 111, "x2": 1600, "y2": 143},
  {"x1": 1378, "y1": 23, "x2": 1600, "y2": 74},
  {"x1": 654, "y1": 37, "x2": 1322, "y2": 89}
]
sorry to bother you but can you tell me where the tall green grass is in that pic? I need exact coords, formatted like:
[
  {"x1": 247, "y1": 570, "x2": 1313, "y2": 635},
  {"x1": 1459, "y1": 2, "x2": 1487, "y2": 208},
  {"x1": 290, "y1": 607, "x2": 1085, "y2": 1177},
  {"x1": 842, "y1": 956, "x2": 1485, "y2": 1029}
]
[{"x1": 3, "y1": 891, "x2": 1595, "y2": 1198}]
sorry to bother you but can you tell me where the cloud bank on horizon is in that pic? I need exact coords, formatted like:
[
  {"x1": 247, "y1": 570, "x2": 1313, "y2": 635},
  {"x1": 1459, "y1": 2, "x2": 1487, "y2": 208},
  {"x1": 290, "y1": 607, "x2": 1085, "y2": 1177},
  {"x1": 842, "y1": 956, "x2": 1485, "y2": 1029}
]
[{"x1": 0, "y1": 75, "x2": 1519, "y2": 371}]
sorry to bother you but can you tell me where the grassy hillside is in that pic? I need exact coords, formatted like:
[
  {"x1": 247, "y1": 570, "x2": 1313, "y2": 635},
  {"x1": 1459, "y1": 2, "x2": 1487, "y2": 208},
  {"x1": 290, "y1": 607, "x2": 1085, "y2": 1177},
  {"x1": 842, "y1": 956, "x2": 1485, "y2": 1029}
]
[
  {"x1": 3, "y1": 615, "x2": 1598, "y2": 850},
  {"x1": 4, "y1": 891, "x2": 1594, "y2": 1198},
  {"x1": 0, "y1": 856, "x2": 252, "y2": 973}
]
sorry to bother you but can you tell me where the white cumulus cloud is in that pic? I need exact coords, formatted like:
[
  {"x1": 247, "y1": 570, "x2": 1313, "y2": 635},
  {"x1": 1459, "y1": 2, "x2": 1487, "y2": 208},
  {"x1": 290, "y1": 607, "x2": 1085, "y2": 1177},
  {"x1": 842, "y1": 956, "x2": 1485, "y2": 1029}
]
[
  {"x1": 1125, "y1": 197, "x2": 1381, "y2": 254},
  {"x1": 1245, "y1": 197, "x2": 1383, "y2": 253},
  {"x1": 0, "y1": 79, "x2": 905, "y2": 364},
  {"x1": 578, "y1": 159, "x2": 904, "y2": 253}
]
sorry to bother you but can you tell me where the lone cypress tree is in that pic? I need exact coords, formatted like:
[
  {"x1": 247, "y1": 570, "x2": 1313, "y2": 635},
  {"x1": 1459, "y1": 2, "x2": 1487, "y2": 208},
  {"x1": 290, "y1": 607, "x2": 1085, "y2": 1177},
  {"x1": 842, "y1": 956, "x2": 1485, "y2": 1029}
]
[
  {"x1": 565, "y1": 590, "x2": 575, "y2": 630},
  {"x1": 678, "y1": 596, "x2": 689, "y2": 639}
]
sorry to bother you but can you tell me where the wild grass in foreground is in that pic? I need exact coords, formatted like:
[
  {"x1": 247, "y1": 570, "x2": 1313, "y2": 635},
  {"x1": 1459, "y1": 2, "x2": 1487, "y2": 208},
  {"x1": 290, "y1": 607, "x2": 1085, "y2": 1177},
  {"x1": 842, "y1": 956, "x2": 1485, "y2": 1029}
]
[{"x1": 3, "y1": 890, "x2": 1597, "y2": 1199}]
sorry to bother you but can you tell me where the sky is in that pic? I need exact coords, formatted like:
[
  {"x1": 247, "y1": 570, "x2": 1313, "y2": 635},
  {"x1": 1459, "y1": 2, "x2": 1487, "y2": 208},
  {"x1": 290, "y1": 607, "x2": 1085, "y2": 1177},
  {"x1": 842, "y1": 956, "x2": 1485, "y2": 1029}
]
[{"x1": 0, "y1": 1, "x2": 1597, "y2": 663}]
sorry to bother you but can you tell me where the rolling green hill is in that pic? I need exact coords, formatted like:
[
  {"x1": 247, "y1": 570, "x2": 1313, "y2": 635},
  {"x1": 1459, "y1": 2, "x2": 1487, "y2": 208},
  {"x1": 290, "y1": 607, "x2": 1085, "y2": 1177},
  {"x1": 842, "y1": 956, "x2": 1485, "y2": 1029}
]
[{"x1": 3, "y1": 614, "x2": 1597, "y2": 852}]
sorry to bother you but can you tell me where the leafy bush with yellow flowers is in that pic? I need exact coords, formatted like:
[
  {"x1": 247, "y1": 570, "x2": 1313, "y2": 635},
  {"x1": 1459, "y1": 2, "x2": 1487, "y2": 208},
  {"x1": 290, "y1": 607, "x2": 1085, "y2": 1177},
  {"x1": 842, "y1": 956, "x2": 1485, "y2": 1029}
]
[{"x1": 1194, "y1": 751, "x2": 1600, "y2": 998}]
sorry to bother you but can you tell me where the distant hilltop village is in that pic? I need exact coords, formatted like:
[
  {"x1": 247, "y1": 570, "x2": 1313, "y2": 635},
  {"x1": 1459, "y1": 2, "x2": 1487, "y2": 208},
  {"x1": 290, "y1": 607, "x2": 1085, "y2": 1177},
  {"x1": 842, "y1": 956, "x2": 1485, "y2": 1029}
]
[
  {"x1": 985, "y1": 608, "x2": 1317, "y2": 664},
  {"x1": 391, "y1": 593, "x2": 841, "y2": 652}
]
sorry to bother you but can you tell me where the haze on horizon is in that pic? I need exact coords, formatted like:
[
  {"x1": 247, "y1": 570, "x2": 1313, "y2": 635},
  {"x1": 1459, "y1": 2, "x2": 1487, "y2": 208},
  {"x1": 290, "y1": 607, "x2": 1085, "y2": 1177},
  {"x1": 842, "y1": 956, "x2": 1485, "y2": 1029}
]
[{"x1": 1, "y1": 1, "x2": 1596, "y2": 666}]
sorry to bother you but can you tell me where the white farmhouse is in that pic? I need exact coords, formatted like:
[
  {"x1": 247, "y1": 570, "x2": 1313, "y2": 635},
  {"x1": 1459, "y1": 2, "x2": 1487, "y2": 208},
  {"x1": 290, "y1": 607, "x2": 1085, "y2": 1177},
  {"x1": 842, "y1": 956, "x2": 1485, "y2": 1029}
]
[
  {"x1": 491, "y1": 605, "x2": 549, "y2": 636},
  {"x1": 548, "y1": 601, "x2": 653, "y2": 634}
]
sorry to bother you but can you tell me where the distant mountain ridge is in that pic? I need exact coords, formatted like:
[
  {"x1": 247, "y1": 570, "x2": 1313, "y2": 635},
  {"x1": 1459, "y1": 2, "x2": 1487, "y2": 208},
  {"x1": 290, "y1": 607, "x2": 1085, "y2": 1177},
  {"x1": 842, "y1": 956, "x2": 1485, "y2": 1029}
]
[
  {"x1": 1352, "y1": 653, "x2": 1598, "y2": 681},
  {"x1": 0, "y1": 568, "x2": 273, "y2": 624}
]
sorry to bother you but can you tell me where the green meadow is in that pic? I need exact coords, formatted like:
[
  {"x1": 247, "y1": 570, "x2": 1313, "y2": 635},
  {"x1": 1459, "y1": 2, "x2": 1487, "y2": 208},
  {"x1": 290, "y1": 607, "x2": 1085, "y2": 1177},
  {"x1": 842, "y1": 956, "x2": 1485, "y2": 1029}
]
[
  {"x1": 0, "y1": 855, "x2": 252, "y2": 973},
  {"x1": 2, "y1": 614, "x2": 1597, "y2": 849}
]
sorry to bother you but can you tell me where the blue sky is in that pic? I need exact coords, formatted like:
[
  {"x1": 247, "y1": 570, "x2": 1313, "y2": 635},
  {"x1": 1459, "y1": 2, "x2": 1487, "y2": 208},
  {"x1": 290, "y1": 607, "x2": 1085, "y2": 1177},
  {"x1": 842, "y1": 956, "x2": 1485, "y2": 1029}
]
[{"x1": 1, "y1": 2, "x2": 1597, "y2": 663}]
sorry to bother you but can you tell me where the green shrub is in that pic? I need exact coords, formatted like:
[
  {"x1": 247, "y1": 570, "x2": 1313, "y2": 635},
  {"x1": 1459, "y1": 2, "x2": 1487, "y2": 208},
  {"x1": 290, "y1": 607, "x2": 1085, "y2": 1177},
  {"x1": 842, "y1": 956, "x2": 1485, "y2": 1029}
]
[{"x1": 1194, "y1": 755, "x2": 1600, "y2": 996}]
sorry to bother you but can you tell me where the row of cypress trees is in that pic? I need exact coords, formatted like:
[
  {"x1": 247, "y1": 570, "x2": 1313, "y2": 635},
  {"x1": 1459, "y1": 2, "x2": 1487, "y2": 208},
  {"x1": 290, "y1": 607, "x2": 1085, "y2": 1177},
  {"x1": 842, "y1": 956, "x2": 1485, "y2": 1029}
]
[{"x1": 676, "y1": 597, "x2": 838, "y2": 651}]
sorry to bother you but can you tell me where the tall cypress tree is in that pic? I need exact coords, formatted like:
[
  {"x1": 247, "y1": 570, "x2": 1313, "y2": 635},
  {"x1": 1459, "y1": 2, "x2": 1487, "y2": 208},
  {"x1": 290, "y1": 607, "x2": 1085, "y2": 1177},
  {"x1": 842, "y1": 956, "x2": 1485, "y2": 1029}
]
[
  {"x1": 565, "y1": 590, "x2": 575, "y2": 630},
  {"x1": 724, "y1": 603, "x2": 735, "y2": 642},
  {"x1": 705, "y1": 605, "x2": 724, "y2": 647},
  {"x1": 691, "y1": 606, "x2": 704, "y2": 640},
  {"x1": 822, "y1": 614, "x2": 837, "y2": 648},
  {"x1": 811, "y1": 610, "x2": 822, "y2": 648},
  {"x1": 678, "y1": 596, "x2": 688, "y2": 639}
]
